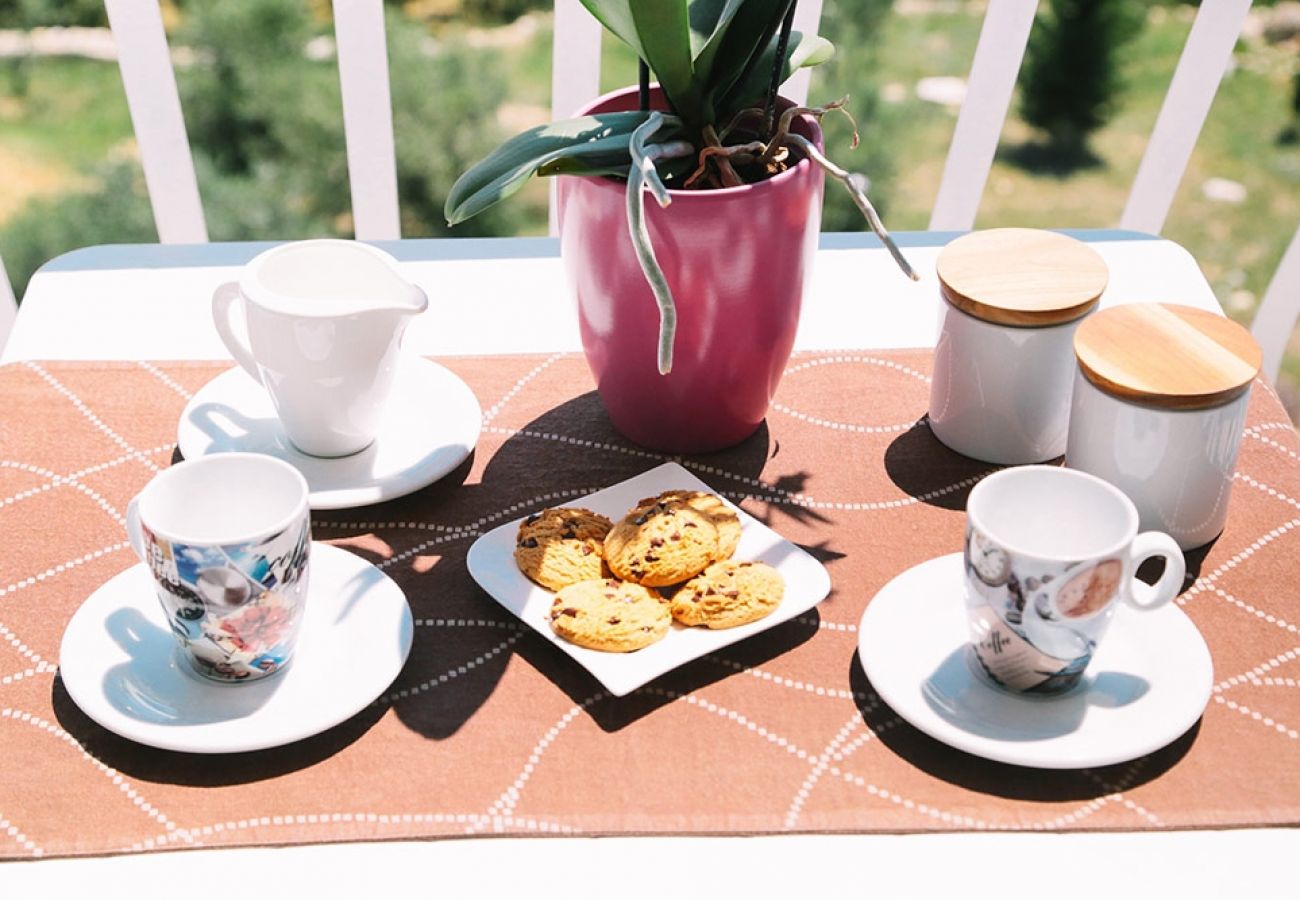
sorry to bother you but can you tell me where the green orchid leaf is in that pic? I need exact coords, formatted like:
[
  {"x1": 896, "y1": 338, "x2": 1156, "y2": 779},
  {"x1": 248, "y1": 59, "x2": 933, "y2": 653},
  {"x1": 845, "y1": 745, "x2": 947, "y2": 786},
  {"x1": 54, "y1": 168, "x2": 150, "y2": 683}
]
[
  {"x1": 691, "y1": 0, "x2": 787, "y2": 95},
  {"x1": 580, "y1": 0, "x2": 698, "y2": 119},
  {"x1": 445, "y1": 112, "x2": 652, "y2": 225},
  {"x1": 714, "y1": 31, "x2": 834, "y2": 122},
  {"x1": 538, "y1": 141, "x2": 698, "y2": 184},
  {"x1": 537, "y1": 150, "x2": 633, "y2": 179},
  {"x1": 686, "y1": 0, "x2": 746, "y2": 74}
]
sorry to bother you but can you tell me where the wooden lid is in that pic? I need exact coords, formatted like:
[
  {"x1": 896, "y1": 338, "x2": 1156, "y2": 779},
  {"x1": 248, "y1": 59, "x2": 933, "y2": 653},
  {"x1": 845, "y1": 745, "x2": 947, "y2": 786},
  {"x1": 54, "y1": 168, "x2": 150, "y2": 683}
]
[
  {"x1": 1074, "y1": 303, "x2": 1262, "y2": 410},
  {"x1": 936, "y1": 228, "x2": 1109, "y2": 326}
]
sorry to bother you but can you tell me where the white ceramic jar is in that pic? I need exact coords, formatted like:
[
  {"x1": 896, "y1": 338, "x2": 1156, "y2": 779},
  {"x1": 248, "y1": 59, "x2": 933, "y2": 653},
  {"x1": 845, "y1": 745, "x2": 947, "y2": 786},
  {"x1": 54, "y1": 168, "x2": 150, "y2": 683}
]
[
  {"x1": 1066, "y1": 303, "x2": 1263, "y2": 550},
  {"x1": 929, "y1": 229, "x2": 1109, "y2": 464}
]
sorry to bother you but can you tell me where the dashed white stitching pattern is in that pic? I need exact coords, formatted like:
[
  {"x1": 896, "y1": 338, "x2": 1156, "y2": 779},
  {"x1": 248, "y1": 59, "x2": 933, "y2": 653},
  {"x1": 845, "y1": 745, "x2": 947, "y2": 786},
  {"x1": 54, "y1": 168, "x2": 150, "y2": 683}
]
[
  {"x1": 703, "y1": 655, "x2": 868, "y2": 701},
  {"x1": 22, "y1": 363, "x2": 160, "y2": 473},
  {"x1": 1213, "y1": 695, "x2": 1300, "y2": 739},
  {"x1": 772, "y1": 355, "x2": 932, "y2": 433},
  {"x1": 481, "y1": 352, "x2": 565, "y2": 424},
  {"x1": 1237, "y1": 472, "x2": 1300, "y2": 512},
  {"x1": 1179, "y1": 518, "x2": 1300, "y2": 601},
  {"x1": 1244, "y1": 422, "x2": 1298, "y2": 437},
  {"x1": 1082, "y1": 761, "x2": 1162, "y2": 827},
  {"x1": 769, "y1": 403, "x2": 922, "y2": 435},
  {"x1": 483, "y1": 425, "x2": 663, "y2": 462},
  {"x1": 137, "y1": 361, "x2": 194, "y2": 400},
  {"x1": 785, "y1": 715, "x2": 864, "y2": 829},
  {"x1": 781, "y1": 354, "x2": 933, "y2": 384},
  {"x1": 0, "y1": 445, "x2": 173, "y2": 522},
  {"x1": 132, "y1": 811, "x2": 578, "y2": 851},
  {"x1": 413, "y1": 617, "x2": 523, "y2": 632},
  {"x1": 1245, "y1": 429, "x2": 1300, "y2": 464},
  {"x1": 0, "y1": 709, "x2": 192, "y2": 851},
  {"x1": 0, "y1": 622, "x2": 55, "y2": 679},
  {"x1": 1214, "y1": 648, "x2": 1300, "y2": 691},
  {"x1": 1200, "y1": 586, "x2": 1299, "y2": 634},
  {"x1": 793, "y1": 614, "x2": 858, "y2": 633},
  {"x1": 0, "y1": 812, "x2": 41, "y2": 857},
  {"x1": 0, "y1": 542, "x2": 131, "y2": 600},
  {"x1": 318, "y1": 488, "x2": 602, "y2": 543},
  {"x1": 377, "y1": 635, "x2": 523, "y2": 706},
  {"x1": 483, "y1": 694, "x2": 604, "y2": 831}
]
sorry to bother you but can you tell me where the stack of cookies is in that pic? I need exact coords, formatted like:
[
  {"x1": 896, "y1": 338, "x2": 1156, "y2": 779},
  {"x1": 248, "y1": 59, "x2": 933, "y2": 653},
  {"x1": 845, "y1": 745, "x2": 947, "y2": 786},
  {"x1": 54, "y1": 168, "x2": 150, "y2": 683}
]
[{"x1": 513, "y1": 490, "x2": 785, "y2": 653}]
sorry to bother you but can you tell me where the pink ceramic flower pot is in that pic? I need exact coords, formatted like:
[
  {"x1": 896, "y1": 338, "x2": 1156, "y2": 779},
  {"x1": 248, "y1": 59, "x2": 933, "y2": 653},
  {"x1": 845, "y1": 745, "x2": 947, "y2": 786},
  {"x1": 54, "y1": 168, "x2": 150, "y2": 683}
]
[{"x1": 556, "y1": 87, "x2": 825, "y2": 453}]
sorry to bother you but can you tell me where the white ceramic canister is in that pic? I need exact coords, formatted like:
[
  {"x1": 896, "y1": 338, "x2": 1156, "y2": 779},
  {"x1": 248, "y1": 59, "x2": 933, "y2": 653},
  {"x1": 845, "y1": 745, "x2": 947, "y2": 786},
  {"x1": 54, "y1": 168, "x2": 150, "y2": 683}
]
[
  {"x1": 1066, "y1": 302, "x2": 1263, "y2": 550},
  {"x1": 929, "y1": 229, "x2": 1109, "y2": 464}
]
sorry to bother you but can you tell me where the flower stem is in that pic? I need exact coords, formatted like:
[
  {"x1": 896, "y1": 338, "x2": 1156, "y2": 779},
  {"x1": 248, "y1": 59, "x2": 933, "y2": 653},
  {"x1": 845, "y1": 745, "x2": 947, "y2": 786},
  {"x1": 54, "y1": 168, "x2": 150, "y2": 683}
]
[{"x1": 764, "y1": 0, "x2": 799, "y2": 137}]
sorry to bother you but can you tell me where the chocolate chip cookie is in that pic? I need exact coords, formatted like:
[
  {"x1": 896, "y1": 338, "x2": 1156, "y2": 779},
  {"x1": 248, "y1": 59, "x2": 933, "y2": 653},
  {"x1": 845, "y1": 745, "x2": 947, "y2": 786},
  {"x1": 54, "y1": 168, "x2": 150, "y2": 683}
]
[
  {"x1": 638, "y1": 489, "x2": 743, "y2": 560},
  {"x1": 670, "y1": 560, "x2": 784, "y2": 629},
  {"x1": 514, "y1": 507, "x2": 613, "y2": 592},
  {"x1": 548, "y1": 578, "x2": 671, "y2": 652},
  {"x1": 604, "y1": 495, "x2": 720, "y2": 587}
]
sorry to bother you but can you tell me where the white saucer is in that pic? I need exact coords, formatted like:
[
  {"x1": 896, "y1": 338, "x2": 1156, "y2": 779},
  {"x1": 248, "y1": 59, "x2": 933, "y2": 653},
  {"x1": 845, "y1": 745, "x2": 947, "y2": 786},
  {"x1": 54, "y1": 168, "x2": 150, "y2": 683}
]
[
  {"x1": 857, "y1": 553, "x2": 1213, "y2": 769},
  {"x1": 59, "y1": 542, "x2": 413, "y2": 754},
  {"x1": 467, "y1": 462, "x2": 832, "y2": 697},
  {"x1": 178, "y1": 356, "x2": 481, "y2": 509}
]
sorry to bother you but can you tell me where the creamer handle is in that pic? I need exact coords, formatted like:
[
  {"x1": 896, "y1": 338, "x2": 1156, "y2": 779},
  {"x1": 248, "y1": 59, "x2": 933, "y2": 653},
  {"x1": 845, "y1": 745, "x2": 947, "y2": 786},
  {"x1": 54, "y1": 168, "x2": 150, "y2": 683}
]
[{"x1": 211, "y1": 282, "x2": 262, "y2": 383}]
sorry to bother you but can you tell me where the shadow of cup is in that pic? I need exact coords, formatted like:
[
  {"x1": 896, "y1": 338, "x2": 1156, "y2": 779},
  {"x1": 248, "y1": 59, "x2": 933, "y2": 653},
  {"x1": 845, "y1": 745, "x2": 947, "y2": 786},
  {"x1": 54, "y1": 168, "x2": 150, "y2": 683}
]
[
  {"x1": 101, "y1": 607, "x2": 284, "y2": 727},
  {"x1": 921, "y1": 646, "x2": 1150, "y2": 742},
  {"x1": 186, "y1": 399, "x2": 277, "y2": 453}
]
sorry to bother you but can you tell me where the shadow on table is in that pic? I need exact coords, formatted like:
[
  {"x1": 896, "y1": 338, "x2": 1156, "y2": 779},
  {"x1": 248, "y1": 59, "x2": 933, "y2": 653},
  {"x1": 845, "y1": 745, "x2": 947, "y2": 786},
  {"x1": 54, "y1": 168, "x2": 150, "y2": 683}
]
[
  {"x1": 50, "y1": 674, "x2": 387, "y2": 786},
  {"x1": 1138, "y1": 537, "x2": 1215, "y2": 594},
  {"x1": 848, "y1": 650, "x2": 1199, "y2": 801},
  {"x1": 341, "y1": 390, "x2": 782, "y2": 741},
  {"x1": 513, "y1": 612, "x2": 822, "y2": 732},
  {"x1": 883, "y1": 417, "x2": 1002, "y2": 511}
]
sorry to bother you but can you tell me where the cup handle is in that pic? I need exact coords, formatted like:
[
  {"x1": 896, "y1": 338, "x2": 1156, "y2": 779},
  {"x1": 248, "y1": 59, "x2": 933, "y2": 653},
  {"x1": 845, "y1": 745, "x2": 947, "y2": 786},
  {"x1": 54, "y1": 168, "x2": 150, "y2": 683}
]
[
  {"x1": 1124, "y1": 531, "x2": 1185, "y2": 611},
  {"x1": 211, "y1": 281, "x2": 262, "y2": 383},
  {"x1": 125, "y1": 496, "x2": 146, "y2": 562}
]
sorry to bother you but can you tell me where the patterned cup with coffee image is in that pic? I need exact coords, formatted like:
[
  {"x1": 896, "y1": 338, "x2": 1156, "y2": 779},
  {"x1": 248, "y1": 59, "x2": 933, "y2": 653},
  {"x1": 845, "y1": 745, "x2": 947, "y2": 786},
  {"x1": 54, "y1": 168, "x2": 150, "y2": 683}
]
[
  {"x1": 126, "y1": 453, "x2": 312, "y2": 683},
  {"x1": 963, "y1": 467, "x2": 1185, "y2": 695}
]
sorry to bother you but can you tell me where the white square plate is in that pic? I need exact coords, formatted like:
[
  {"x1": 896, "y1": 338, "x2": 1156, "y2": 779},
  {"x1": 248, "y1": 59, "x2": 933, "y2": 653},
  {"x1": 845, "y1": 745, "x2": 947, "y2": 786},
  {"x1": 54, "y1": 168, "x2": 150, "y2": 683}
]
[{"x1": 466, "y1": 462, "x2": 832, "y2": 696}]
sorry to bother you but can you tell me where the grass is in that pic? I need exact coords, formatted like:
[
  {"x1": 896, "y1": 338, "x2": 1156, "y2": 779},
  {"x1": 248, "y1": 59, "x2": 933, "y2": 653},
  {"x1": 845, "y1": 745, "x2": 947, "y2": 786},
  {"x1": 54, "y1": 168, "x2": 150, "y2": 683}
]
[{"x1": 0, "y1": 57, "x2": 134, "y2": 219}]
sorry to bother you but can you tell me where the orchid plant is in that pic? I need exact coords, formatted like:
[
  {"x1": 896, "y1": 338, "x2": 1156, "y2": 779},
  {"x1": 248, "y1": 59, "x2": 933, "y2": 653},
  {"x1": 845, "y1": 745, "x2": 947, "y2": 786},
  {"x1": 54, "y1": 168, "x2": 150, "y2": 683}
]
[{"x1": 445, "y1": 0, "x2": 916, "y2": 373}]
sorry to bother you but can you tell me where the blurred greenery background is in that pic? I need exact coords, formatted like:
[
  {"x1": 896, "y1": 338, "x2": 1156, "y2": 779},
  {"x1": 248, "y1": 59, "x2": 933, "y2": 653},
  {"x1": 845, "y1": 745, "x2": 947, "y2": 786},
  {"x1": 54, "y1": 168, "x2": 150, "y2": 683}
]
[{"x1": 0, "y1": 0, "x2": 1297, "y2": 416}]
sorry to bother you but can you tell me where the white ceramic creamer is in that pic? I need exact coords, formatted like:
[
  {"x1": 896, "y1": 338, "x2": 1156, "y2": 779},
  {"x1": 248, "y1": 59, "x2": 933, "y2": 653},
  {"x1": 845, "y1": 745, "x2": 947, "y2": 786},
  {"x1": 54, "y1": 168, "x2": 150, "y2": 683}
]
[
  {"x1": 1066, "y1": 302, "x2": 1263, "y2": 550},
  {"x1": 212, "y1": 240, "x2": 428, "y2": 457},
  {"x1": 928, "y1": 229, "x2": 1109, "y2": 465}
]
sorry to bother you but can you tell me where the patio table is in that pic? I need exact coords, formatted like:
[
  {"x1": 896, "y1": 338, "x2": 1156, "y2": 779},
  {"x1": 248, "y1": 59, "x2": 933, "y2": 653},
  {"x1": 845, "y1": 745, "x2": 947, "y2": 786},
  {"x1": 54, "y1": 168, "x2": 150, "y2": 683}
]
[{"x1": 2, "y1": 231, "x2": 1298, "y2": 895}]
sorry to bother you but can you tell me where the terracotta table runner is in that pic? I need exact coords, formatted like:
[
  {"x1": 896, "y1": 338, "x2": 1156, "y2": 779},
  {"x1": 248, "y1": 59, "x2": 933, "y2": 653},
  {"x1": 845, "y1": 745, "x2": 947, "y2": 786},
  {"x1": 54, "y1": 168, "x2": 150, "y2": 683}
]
[{"x1": 3, "y1": 350, "x2": 1300, "y2": 859}]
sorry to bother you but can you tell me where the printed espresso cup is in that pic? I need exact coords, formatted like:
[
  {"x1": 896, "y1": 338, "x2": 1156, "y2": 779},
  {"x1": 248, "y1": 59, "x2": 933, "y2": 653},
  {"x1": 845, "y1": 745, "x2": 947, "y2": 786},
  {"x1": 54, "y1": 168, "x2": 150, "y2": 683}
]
[
  {"x1": 962, "y1": 465, "x2": 1185, "y2": 695},
  {"x1": 125, "y1": 453, "x2": 312, "y2": 683}
]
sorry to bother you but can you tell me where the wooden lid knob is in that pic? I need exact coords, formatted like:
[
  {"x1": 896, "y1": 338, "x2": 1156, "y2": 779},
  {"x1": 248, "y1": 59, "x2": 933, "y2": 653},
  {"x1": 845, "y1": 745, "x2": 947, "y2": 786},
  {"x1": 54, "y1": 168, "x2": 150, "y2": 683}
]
[
  {"x1": 936, "y1": 228, "x2": 1109, "y2": 326},
  {"x1": 1073, "y1": 303, "x2": 1262, "y2": 409}
]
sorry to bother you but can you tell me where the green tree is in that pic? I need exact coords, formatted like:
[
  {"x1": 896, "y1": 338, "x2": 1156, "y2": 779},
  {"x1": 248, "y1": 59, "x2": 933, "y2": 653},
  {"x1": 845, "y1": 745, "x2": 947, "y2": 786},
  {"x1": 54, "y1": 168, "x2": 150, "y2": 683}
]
[{"x1": 1018, "y1": 0, "x2": 1143, "y2": 156}]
